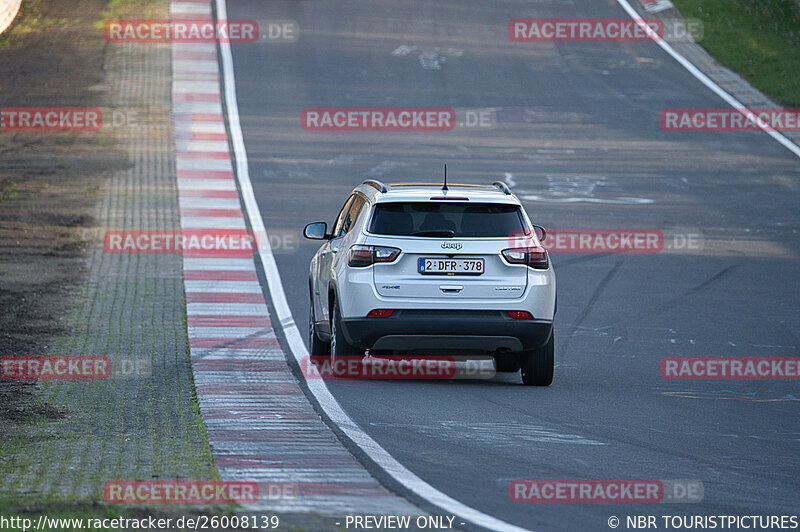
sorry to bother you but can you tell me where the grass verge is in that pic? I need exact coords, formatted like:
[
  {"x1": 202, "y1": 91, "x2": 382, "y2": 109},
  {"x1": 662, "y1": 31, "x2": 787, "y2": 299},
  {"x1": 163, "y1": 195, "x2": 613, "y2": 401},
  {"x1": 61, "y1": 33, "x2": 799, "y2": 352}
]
[
  {"x1": 95, "y1": 0, "x2": 165, "y2": 29},
  {"x1": 671, "y1": 0, "x2": 800, "y2": 106}
]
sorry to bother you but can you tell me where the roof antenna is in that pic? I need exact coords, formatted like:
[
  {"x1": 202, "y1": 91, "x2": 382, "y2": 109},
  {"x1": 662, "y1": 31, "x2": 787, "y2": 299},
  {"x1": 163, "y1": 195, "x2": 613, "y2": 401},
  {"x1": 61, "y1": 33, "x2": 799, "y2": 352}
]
[{"x1": 442, "y1": 163, "x2": 448, "y2": 191}]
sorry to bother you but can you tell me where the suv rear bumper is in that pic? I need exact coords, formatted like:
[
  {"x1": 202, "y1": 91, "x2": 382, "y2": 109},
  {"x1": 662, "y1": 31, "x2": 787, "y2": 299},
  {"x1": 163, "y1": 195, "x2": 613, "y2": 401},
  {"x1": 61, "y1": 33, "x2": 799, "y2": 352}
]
[{"x1": 341, "y1": 309, "x2": 552, "y2": 353}]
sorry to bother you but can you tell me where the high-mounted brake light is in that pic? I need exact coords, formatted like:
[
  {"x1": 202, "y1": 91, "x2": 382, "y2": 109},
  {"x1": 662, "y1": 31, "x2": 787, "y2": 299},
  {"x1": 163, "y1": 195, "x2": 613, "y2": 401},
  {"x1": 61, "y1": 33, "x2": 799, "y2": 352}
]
[
  {"x1": 348, "y1": 245, "x2": 401, "y2": 267},
  {"x1": 501, "y1": 247, "x2": 549, "y2": 270},
  {"x1": 429, "y1": 196, "x2": 469, "y2": 200}
]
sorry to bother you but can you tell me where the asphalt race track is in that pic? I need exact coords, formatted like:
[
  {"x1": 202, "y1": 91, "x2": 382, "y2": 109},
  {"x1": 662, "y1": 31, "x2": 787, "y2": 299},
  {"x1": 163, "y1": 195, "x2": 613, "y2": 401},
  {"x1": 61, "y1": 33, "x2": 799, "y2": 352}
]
[{"x1": 224, "y1": 1, "x2": 799, "y2": 530}]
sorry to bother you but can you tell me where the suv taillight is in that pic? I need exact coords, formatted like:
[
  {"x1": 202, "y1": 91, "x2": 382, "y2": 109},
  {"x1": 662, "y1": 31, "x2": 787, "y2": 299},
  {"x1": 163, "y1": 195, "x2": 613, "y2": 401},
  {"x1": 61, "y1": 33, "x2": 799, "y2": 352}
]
[
  {"x1": 501, "y1": 247, "x2": 549, "y2": 270},
  {"x1": 348, "y1": 245, "x2": 401, "y2": 267}
]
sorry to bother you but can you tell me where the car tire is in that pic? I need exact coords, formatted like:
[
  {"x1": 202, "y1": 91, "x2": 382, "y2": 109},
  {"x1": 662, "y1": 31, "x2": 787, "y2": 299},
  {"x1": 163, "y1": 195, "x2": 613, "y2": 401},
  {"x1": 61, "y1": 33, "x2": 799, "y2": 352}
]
[
  {"x1": 494, "y1": 353, "x2": 520, "y2": 372},
  {"x1": 520, "y1": 331, "x2": 554, "y2": 386},
  {"x1": 308, "y1": 294, "x2": 330, "y2": 358},
  {"x1": 330, "y1": 300, "x2": 362, "y2": 376}
]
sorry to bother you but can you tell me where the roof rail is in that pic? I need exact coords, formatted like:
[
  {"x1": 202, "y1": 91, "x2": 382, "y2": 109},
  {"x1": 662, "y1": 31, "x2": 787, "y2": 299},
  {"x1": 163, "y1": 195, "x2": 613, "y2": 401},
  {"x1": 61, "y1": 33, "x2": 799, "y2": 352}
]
[
  {"x1": 492, "y1": 181, "x2": 512, "y2": 195},
  {"x1": 362, "y1": 179, "x2": 388, "y2": 193},
  {"x1": 390, "y1": 183, "x2": 492, "y2": 188}
]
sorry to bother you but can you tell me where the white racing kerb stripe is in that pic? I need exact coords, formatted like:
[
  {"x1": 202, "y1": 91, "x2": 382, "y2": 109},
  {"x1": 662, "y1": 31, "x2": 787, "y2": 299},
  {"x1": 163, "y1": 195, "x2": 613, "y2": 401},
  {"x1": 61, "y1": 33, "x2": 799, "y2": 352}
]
[
  {"x1": 618, "y1": 0, "x2": 800, "y2": 159},
  {"x1": 214, "y1": 0, "x2": 532, "y2": 530},
  {"x1": 172, "y1": 0, "x2": 423, "y2": 517}
]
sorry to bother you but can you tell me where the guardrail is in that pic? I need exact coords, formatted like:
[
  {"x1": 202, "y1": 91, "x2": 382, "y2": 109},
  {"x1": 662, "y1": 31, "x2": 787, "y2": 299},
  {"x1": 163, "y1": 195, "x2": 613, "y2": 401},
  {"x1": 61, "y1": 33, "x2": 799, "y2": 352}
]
[{"x1": 0, "y1": 0, "x2": 22, "y2": 35}]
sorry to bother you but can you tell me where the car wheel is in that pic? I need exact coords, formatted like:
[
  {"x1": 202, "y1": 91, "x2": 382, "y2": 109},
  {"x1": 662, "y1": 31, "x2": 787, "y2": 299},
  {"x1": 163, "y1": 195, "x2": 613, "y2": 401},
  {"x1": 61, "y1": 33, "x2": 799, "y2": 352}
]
[
  {"x1": 494, "y1": 353, "x2": 520, "y2": 372},
  {"x1": 520, "y1": 331, "x2": 554, "y2": 386},
  {"x1": 330, "y1": 300, "x2": 362, "y2": 376},
  {"x1": 308, "y1": 293, "x2": 330, "y2": 358}
]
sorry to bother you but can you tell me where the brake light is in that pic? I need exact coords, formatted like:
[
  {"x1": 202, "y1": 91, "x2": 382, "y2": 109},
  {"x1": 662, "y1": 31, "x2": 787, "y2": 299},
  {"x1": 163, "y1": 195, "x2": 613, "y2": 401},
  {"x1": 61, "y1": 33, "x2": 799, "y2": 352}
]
[
  {"x1": 429, "y1": 196, "x2": 469, "y2": 200},
  {"x1": 507, "y1": 310, "x2": 534, "y2": 320},
  {"x1": 366, "y1": 309, "x2": 394, "y2": 318},
  {"x1": 348, "y1": 245, "x2": 401, "y2": 267},
  {"x1": 501, "y1": 247, "x2": 549, "y2": 270}
]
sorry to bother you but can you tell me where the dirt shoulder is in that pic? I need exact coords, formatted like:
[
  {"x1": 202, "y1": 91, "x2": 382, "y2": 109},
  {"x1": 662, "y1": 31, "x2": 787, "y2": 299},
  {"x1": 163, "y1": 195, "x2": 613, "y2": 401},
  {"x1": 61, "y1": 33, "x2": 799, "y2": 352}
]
[
  {"x1": 0, "y1": 0, "x2": 129, "y2": 434},
  {"x1": 1, "y1": 0, "x2": 223, "y2": 522}
]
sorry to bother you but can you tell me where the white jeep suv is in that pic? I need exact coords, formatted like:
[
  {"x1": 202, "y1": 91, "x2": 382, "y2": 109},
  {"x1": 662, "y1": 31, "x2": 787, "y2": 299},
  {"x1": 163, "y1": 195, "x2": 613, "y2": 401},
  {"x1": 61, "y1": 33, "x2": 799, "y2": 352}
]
[{"x1": 303, "y1": 180, "x2": 556, "y2": 385}]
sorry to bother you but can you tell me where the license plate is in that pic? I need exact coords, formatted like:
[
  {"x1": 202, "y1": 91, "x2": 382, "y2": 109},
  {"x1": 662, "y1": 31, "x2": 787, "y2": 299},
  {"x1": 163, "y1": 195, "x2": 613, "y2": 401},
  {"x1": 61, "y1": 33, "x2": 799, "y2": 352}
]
[{"x1": 418, "y1": 258, "x2": 484, "y2": 275}]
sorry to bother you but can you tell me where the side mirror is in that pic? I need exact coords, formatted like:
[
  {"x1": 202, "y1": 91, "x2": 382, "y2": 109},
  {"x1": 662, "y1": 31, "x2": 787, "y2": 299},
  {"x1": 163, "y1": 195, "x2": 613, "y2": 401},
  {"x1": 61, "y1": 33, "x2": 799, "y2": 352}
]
[
  {"x1": 303, "y1": 221, "x2": 329, "y2": 240},
  {"x1": 532, "y1": 224, "x2": 547, "y2": 243}
]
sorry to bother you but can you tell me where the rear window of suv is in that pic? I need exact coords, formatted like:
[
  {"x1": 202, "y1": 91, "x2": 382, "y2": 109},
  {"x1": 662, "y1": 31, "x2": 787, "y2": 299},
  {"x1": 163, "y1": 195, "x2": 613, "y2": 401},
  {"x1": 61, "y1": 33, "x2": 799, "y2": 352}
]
[{"x1": 368, "y1": 202, "x2": 528, "y2": 238}]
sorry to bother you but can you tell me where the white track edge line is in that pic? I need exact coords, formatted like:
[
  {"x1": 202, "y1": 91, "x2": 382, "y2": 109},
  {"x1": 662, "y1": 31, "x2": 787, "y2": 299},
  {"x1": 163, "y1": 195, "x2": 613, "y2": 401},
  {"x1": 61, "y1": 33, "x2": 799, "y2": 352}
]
[
  {"x1": 615, "y1": 0, "x2": 800, "y2": 159},
  {"x1": 214, "y1": 0, "x2": 531, "y2": 530}
]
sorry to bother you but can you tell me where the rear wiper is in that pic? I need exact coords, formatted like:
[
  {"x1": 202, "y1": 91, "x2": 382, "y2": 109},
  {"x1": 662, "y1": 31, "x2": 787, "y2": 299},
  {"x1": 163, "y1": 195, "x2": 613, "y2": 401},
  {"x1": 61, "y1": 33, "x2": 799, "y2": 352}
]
[{"x1": 410, "y1": 230, "x2": 455, "y2": 238}]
